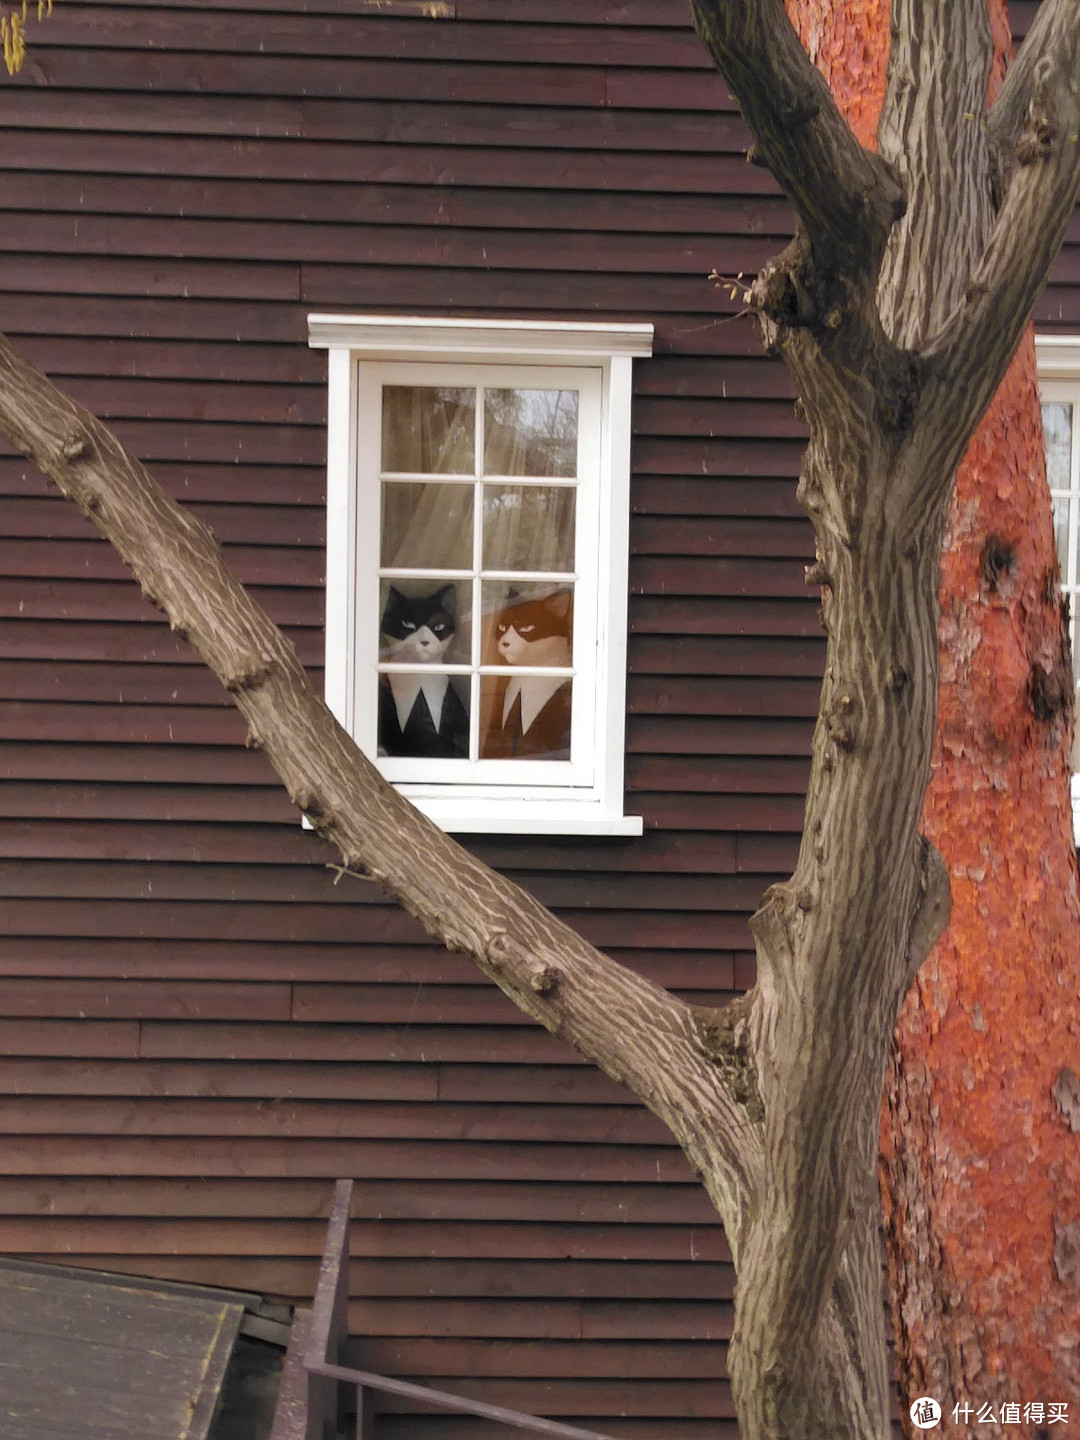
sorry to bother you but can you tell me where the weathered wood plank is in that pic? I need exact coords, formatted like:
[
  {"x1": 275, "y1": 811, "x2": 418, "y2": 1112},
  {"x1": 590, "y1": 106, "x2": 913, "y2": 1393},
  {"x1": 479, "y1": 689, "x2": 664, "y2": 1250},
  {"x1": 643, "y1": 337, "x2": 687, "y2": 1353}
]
[{"x1": 0, "y1": 1261, "x2": 242, "y2": 1440}]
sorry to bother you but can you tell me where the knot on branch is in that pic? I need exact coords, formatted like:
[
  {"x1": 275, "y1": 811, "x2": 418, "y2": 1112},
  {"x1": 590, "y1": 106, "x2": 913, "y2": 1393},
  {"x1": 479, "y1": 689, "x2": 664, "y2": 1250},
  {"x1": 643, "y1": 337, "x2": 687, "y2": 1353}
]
[
  {"x1": 752, "y1": 260, "x2": 816, "y2": 329},
  {"x1": 804, "y1": 559, "x2": 832, "y2": 588},
  {"x1": 61, "y1": 432, "x2": 92, "y2": 463},
  {"x1": 488, "y1": 932, "x2": 560, "y2": 997},
  {"x1": 1016, "y1": 101, "x2": 1056, "y2": 165},
  {"x1": 780, "y1": 92, "x2": 820, "y2": 127},
  {"x1": 695, "y1": 996, "x2": 764, "y2": 1124},
  {"x1": 885, "y1": 663, "x2": 908, "y2": 695},
  {"x1": 529, "y1": 964, "x2": 561, "y2": 995},
  {"x1": 826, "y1": 691, "x2": 859, "y2": 752},
  {"x1": 223, "y1": 658, "x2": 275, "y2": 693}
]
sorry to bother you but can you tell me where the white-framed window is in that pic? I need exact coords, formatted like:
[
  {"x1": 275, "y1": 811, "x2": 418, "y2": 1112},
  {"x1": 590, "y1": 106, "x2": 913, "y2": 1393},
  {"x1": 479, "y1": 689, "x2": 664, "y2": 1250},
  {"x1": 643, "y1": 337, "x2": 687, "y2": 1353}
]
[
  {"x1": 1036, "y1": 334, "x2": 1080, "y2": 839},
  {"x1": 309, "y1": 315, "x2": 653, "y2": 835}
]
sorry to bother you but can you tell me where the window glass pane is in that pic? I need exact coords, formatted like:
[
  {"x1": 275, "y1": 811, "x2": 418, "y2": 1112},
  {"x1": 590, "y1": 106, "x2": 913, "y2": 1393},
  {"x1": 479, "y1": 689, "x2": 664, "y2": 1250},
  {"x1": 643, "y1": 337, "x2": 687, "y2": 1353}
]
[
  {"x1": 482, "y1": 485, "x2": 575, "y2": 572},
  {"x1": 382, "y1": 387, "x2": 476, "y2": 474},
  {"x1": 378, "y1": 671, "x2": 470, "y2": 759},
  {"x1": 1043, "y1": 401, "x2": 1073, "y2": 491},
  {"x1": 479, "y1": 674, "x2": 572, "y2": 761},
  {"x1": 1053, "y1": 496, "x2": 1072, "y2": 579},
  {"x1": 481, "y1": 582, "x2": 574, "y2": 669},
  {"x1": 378, "y1": 579, "x2": 471, "y2": 667},
  {"x1": 382, "y1": 482, "x2": 474, "y2": 569},
  {"x1": 483, "y1": 389, "x2": 578, "y2": 477}
]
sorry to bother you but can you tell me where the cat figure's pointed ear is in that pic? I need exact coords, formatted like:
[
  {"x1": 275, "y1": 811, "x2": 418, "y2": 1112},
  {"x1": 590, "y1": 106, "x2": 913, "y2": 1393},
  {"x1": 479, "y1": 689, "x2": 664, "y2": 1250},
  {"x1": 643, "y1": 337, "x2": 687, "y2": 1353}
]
[
  {"x1": 433, "y1": 583, "x2": 457, "y2": 616},
  {"x1": 381, "y1": 586, "x2": 406, "y2": 627},
  {"x1": 547, "y1": 588, "x2": 572, "y2": 618}
]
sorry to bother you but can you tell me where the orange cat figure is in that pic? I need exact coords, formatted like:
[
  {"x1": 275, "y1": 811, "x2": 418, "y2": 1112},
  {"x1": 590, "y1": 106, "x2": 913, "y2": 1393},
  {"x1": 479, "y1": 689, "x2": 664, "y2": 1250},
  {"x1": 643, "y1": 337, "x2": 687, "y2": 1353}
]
[{"x1": 481, "y1": 590, "x2": 572, "y2": 761}]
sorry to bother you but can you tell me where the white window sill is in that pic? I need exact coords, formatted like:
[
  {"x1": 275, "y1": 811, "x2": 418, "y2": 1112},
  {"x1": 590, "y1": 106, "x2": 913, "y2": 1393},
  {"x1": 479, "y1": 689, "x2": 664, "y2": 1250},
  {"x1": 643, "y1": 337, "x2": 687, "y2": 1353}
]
[{"x1": 406, "y1": 795, "x2": 644, "y2": 836}]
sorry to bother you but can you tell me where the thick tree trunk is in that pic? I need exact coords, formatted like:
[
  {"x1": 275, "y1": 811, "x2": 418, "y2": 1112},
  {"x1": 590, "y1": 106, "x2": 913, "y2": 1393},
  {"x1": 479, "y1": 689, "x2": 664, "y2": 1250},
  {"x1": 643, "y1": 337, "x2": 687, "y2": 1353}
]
[
  {"x1": 781, "y1": 0, "x2": 1080, "y2": 1413},
  {"x1": 693, "y1": 0, "x2": 1080, "y2": 1432}
]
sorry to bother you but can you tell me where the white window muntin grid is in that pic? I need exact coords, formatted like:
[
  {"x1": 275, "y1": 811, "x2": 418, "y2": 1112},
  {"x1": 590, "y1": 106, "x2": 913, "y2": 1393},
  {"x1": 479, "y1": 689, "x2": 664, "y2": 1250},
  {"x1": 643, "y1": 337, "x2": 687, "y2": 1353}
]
[{"x1": 356, "y1": 360, "x2": 602, "y2": 788}]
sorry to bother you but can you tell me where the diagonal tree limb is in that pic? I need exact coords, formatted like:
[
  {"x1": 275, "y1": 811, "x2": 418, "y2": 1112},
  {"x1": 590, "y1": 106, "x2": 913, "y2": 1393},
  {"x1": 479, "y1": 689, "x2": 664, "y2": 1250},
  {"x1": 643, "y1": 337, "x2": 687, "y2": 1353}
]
[{"x1": 0, "y1": 328, "x2": 766, "y2": 1249}]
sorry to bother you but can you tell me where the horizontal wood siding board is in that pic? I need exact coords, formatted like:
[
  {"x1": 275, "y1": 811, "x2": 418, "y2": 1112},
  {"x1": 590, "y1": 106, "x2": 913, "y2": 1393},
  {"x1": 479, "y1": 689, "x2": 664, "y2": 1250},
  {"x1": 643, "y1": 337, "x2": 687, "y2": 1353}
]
[
  {"x1": 28, "y1": 13, "x2": 714, "y2": 68},
  {"x1": 0, "y1": 817, "x2": 747, "y2": 877},
  {"x1": 0, "y1": 941, "x2": 742, "y2": 996},
  {"x1": 0, "y1": 216, "x2": 781, "y2": 278},
  {"x1": 3, "y1": 1138, "x2": 699, "y2": 1184},
  {"x1": 0, "y1": 860, "x2": 765, "y2": 911},
  {"x1": 0, "y1": 99, "x2": 754, "y2": 157},
  {"x1": 0, "y1": 131, "x2": 776, "y2": 192},
  {"x1": 0, "y1": 1217, "x2": 727, "y2": 1262},
  {"x1": 0, "y1": 171, "x2": 789, "y2": 238},
  {"x1": 0, "y1": 1176, "x2": 720, "y2": 1226}
]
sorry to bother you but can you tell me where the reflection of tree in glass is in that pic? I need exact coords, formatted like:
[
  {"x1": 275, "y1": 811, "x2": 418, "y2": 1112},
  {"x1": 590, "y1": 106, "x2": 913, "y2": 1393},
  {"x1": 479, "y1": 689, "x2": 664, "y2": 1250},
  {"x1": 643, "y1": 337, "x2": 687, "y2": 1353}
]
[
  {"x1": 382, "y1": 387, "x2": 476, "y2": 475},
  {"x1": 484, "y1": 389, "x2": 578, "y2": 477}
]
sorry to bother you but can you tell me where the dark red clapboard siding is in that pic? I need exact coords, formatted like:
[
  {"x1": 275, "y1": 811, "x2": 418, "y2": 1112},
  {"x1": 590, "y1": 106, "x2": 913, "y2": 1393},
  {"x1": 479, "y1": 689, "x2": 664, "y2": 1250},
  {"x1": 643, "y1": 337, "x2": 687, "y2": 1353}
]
[
  {"x1": 0, "y1": 941, "x2": 742, "y2": 996},
  {"x1": 0, "y1": 215, "x2": 776, "y2": 278},
  {"x1": 0, "y1": 1176, "x2": 721, "y2": 1226},
  {"x1": 0, "y1": 92, "x2": 751, "y2": 156},
  {"x1": 2, "y1": 1136, "x2": 699, "y2": 1185},
  {"x1": 350, "y1": 1337, "x2": 724, "y2": 1380},
  {"x1": 0, "y1": 859, "x2": 764, "y2": 912},
  {"x1": 31, "y1": 12, "x2": 712, "y2": 68},
  {"x1": 0, "y1": 128, "x2": 770, "y2": 192},
  {"x1": 0, "y1": 169, "x2": 785, "y2": 238},
  {"x1": 0, "y1": 1217, "x2": 727, "y2": 1263}
]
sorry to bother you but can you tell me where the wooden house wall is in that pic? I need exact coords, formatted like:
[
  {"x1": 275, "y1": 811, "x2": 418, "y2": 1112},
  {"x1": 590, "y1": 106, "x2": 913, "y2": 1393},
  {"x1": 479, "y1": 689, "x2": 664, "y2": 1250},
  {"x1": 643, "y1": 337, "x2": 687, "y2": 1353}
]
[{"x1": 0, "y1": 1, "x2": 1073, "y2": 1436}]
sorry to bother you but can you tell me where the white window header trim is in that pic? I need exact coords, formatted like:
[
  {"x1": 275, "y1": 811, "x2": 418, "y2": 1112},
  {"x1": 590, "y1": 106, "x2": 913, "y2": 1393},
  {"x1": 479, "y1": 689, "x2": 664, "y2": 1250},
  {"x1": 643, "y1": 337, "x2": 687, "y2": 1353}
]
[{"x1": 308, "y1": 313, "x2": 654, "y2": 360}]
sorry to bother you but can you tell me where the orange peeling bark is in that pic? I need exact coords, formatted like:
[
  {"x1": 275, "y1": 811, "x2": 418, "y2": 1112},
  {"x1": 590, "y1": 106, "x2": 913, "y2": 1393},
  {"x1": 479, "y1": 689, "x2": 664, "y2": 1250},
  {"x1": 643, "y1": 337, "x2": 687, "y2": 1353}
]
[
  {"x1": 784, "y1": 0, "x2": 1080, "y2": 1411},
  {"x1": 891, "y1": 335, "x2": 1080, "y2": 1403}
]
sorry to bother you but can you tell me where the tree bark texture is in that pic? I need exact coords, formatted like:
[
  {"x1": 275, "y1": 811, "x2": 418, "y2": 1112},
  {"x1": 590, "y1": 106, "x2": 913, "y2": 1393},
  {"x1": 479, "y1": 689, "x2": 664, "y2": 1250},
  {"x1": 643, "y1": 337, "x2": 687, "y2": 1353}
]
[
  {"x1": 782, "y1": 0, "x2": 1080, "y2": 1414},
  {"x1": 1, "y1": 2, "x2": 1080, "y2": 1437},
  {"x1": 692, "y1": 0, "x2": 1080, "y2": 1432}
]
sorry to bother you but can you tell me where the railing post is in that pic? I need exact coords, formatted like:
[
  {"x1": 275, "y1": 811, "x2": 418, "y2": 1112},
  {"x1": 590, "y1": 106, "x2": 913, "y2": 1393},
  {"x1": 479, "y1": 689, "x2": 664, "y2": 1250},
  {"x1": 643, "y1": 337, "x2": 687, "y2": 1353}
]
[{"x1": 305, "y1": 1179, "x2": 354, "y2": 1440}]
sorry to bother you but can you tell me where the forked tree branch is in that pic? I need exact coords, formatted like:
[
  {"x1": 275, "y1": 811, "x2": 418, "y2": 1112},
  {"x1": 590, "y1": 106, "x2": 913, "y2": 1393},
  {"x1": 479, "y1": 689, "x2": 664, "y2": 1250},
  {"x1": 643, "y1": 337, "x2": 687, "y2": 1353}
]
[
  {"x1": 921, "y1": 0, "x2": 1080, "y2": 474},
  {"x1": 689, "y1": 0, "x2": 905, "y2": 279},
  {"x1": 0, "y1": 330, "x2": 767, "y2": 1248}
]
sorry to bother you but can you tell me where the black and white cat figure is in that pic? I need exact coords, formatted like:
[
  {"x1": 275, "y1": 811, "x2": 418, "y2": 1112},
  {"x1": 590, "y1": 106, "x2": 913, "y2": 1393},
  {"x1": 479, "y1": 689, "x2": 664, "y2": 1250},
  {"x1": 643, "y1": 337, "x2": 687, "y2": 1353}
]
[
  {"x1": 482, "y1": 589, "x2": 573, "y2": 761},
  {"x1": 378, "y1": 585, "x2": 469, "y2": 759}
]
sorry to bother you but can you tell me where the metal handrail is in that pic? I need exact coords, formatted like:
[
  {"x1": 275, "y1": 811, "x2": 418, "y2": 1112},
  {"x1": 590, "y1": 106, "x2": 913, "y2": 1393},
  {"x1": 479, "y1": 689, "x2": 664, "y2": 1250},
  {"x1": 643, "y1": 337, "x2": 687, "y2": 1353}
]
[
  {"x1": 309, "y1": 1356, "x2": 620, "y2": 1440},
  {"x1": 304, "y1": 1179, "x2": 619, "y2": 1440}
]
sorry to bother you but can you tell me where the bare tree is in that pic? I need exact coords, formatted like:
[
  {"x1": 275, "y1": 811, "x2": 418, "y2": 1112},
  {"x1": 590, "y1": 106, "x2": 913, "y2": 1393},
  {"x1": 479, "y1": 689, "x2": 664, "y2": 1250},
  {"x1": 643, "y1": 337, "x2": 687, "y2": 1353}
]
[{"x1": 1, "y1": 0, "x2": 1079, "y2": 1436}]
